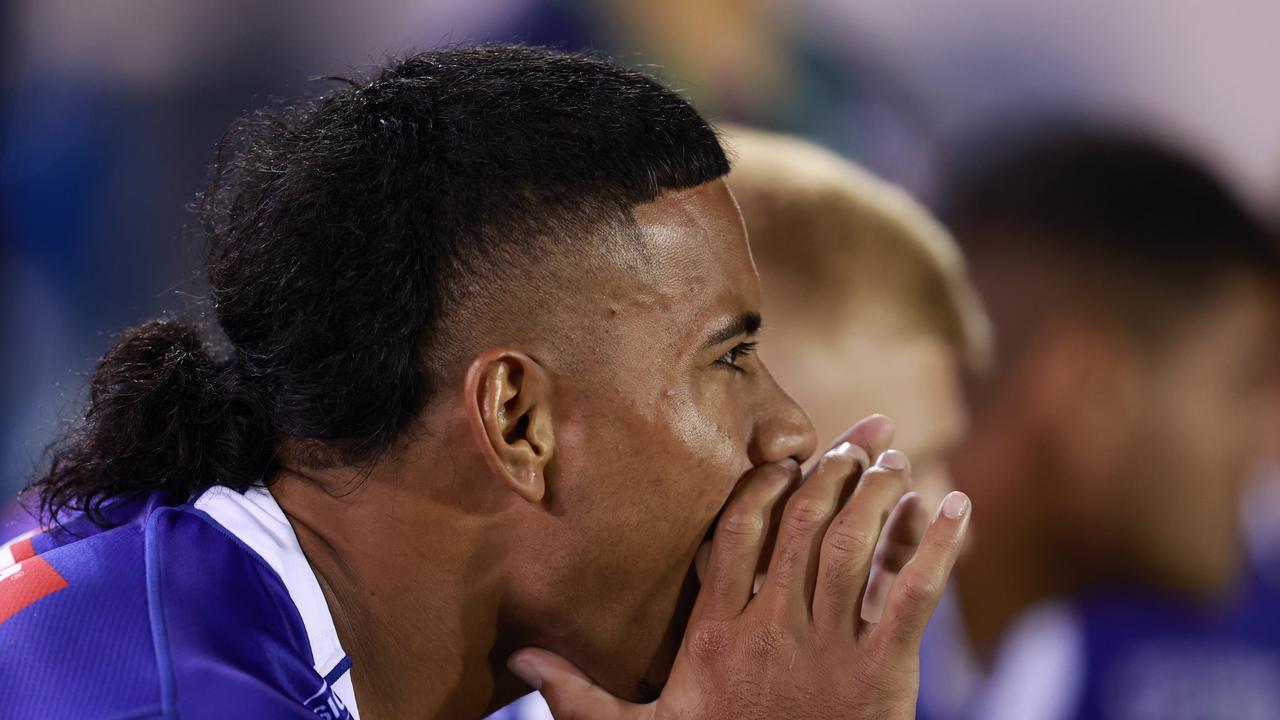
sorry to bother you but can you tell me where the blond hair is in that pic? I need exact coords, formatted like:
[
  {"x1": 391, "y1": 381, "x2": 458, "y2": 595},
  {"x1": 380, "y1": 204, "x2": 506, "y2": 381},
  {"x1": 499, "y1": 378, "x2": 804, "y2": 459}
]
[{"x1": 723, "y1": 126, "x2": 992, "y2": 369}]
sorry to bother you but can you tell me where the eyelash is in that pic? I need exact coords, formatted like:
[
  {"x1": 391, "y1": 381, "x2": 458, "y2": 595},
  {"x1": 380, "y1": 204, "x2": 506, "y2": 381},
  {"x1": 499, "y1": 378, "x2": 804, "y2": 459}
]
[{"x1": 715, "y1": 341, "x2": 758, "y2": 373}]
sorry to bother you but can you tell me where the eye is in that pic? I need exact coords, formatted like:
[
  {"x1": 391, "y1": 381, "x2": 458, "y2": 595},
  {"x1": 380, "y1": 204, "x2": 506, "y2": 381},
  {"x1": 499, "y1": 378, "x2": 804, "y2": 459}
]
[{"x1": 715, "y1": 341, "x2": 758, "y2": 373}]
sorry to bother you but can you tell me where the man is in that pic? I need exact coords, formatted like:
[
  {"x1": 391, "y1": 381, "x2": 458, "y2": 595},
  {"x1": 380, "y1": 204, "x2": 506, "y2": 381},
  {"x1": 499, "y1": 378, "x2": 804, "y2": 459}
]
[
  {"x1": 497, "y1": 126, "x2": 992, "y2": 720},
  {"x1": 917, "y1": 126, "x2": 1280, "y2": 720},
  {"x1": 0, "y1": 47, "x2": 971, "y2": 719}
]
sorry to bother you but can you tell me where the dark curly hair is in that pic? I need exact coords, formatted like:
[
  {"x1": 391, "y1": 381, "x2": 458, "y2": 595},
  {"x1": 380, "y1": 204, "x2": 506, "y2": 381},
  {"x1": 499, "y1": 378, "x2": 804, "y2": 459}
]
[{"x1": 28, "y1": 45, "x2": 730, "y2": 527}]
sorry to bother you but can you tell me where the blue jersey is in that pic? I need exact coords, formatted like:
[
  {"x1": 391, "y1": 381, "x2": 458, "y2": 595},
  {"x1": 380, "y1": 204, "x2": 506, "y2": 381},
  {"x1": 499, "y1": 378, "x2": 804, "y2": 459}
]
[
  {"x1": 1068, "y1": 562, "x2": 1280, "y2": 719},
  {"x1": 0, "y1": 486, "x2": 361, "y2": 719},
  {"x1": 918, "y1": 559, "x2": 1280, "y2": 720}
]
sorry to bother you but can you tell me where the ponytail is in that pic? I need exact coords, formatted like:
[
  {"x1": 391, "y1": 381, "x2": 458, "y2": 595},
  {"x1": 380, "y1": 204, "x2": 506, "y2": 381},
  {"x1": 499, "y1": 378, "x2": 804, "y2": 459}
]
[{"x1": 29, "y1": 319, "x2": 274, "y2": 527}]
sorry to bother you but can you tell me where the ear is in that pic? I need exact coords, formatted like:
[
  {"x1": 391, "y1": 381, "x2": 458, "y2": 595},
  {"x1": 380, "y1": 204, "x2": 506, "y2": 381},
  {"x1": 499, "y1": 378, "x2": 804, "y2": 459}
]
[
  {"x1": 464, "y1": 348, "x2": 556, "y2": 503},
  {"x1": 1022, "y1": 319, "x2": 1143, "y2": 480}
]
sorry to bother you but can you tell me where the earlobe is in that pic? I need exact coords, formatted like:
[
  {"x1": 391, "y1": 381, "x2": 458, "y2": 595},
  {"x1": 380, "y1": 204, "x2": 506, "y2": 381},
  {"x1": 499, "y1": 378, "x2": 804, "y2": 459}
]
[{"x1": 464, "y1": 348, "x2": 556, "y2": 503}]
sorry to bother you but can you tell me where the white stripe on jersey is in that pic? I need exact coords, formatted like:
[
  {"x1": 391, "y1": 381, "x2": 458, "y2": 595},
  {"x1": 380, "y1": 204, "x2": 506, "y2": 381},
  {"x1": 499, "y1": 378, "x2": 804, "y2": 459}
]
[
  {"x1": 919, "y1": 590, "x2": 1083, "y2": 720},
  {"x1": 195, "y1": 486, "x2": 361, "y2": 719},
  {"x1": 506, "y1": 692, "x2": 555, "y2": 719}
]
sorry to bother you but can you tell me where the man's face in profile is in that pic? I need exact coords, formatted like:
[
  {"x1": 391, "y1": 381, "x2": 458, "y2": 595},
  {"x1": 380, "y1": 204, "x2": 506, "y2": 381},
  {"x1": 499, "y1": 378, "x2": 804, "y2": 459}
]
[
  {"x1": 1086, "y1": 277, "x2": 1280, "y2": 597},
  {"x1": 502, "y1": 179, "x2": 816, "y2": 699}
]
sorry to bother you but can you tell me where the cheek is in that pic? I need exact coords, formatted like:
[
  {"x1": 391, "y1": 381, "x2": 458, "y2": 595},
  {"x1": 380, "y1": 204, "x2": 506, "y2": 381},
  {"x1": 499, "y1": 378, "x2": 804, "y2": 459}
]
[
  {"x1": 1165, "y1": 386, "x2": 1257, "y2": 484},
  {"x1": 625, "y1": 382, "x2": 755, "y2": 556},
  {"x1": 1135, "y1": 387, "x2": 1250, "y2": 540},
  {"x1": 555, "y1": 378, "x2": 751, "y2": 566}
]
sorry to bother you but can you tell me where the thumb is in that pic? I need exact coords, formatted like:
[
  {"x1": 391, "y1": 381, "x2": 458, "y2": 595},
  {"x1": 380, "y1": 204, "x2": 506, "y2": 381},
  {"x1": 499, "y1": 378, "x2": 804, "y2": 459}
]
[{"x1": 508, "y1": 648, "x2": 641, "y2": 720}]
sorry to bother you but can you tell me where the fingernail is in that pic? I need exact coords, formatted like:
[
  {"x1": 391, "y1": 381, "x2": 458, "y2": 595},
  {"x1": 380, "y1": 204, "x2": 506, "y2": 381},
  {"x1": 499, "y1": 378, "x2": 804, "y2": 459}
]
[
  {"x1": 508, "y1": 656, "x2": 543, "y2": 689},
  {"x1": 941, "y1": 491, "x2": 970, "y2": 520},
  {"x1": 832, "y1": 441, "x2": 854, "y2": 457},
  {"x1": 875, "y1": 449, "x2": 908, "y2": 471}
]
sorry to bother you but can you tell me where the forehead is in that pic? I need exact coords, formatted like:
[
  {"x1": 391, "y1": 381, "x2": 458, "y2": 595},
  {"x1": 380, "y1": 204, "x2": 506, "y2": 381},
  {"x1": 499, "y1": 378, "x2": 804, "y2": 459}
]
[{"x1": 614, "y1": 180, "x2": 759, "y2": 339}]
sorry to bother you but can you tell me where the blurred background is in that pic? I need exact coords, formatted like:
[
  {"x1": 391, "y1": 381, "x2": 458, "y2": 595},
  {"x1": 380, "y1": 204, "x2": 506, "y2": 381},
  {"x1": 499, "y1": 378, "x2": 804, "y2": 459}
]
[{"x1": 5, "y1": 3, "x2": 1280, "y2": 718}]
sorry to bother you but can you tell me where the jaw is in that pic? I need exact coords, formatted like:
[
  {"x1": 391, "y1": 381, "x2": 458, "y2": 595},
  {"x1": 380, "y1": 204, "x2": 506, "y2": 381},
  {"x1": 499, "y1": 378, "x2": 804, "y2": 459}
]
[
  {"x1": 629, "y1": 566, "x2": 702, "y2": 702},
  {"x1": 596, "y1": 523, "x2": 715, "y2": 702}
]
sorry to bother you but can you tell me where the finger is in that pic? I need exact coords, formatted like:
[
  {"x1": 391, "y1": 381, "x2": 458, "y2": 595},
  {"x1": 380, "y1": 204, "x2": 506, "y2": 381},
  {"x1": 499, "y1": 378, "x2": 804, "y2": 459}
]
[
  {"x1": 760, "y1": 442, "x2": 869, "y2": 614},
  {"x1": 859, "y1": 492, "x2": 927, "y2": 625},
  {"x1": 697, "y1": 542, "x2": 771, "y2": 597},
  {"x1": 509, "y1": 648, "x2": 641, "y2": 720},
  {"x1": 873, "y1": 491, "x2": 971, "y2": 656},
  {"x1": 691, "y1": 460, "x2": 799, "y2": 622},
  {"x1": 825, "y1": 414, "x2": 895, "y2": 464},
  {"x1": 811, "y1": 449, "x2": 912, "y2": 633},
  {"x1": 694, "y1": 542, "x2": 711, "y2": 583}
]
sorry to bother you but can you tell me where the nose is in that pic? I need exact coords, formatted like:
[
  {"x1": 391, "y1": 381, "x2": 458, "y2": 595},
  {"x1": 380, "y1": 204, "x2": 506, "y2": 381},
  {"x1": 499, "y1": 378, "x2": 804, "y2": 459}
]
[{"x1": 749, "y1": 369, "x2": 817, "y2": 467}]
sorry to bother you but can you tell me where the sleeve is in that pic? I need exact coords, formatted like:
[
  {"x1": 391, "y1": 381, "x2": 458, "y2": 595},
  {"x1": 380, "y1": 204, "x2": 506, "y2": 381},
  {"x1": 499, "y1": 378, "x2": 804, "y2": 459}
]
[{"x1": 147, "y1": 508, "x2": 351, "y2": 719}]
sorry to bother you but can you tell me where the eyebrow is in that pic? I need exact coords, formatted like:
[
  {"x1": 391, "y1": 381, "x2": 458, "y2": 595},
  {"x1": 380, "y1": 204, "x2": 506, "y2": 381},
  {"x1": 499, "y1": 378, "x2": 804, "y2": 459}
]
[{"x1": 701, "y1": 312, "x2": 763, "y2": 349}]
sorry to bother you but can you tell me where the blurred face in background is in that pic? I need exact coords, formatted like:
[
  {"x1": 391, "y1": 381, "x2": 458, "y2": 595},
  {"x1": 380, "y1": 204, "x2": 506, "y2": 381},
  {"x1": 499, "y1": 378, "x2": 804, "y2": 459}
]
[
  {"x1": 1064, "y1": 276, "x2": 1280, "y2": 597},
  {"x1": 945, "y1": 129, "x2": 1280, "y2": 664},
  {"x1": 965, "y1": 264, "x2": 1280, "y2": 601}
]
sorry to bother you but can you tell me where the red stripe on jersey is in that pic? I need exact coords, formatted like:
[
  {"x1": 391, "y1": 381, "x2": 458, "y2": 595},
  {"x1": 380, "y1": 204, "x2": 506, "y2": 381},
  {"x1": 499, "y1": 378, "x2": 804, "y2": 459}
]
[
  {"x1": 10, "y1": 538, "x2": 35, "y2": 563},
  {"x1": 0, "y1": 556, "x2": 69, "y2": 624}
]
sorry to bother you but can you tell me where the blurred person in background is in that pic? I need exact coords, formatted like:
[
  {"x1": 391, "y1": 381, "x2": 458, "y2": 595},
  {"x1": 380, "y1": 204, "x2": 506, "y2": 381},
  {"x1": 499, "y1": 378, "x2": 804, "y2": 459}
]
[
  {"x1": 918, "y1": 126, "x2": 1280, "y2": 720},
  {"x1": 724, "y1": 126, "x2": 991, "y2": 516},
  {"x1": 492, "y1": 126, "x2": 992, "y2": 720}
]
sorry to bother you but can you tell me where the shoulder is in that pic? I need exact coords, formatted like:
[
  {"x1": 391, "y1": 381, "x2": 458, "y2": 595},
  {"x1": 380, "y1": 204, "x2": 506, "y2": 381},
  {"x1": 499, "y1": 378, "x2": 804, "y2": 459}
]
[
  {"x1": 1, "y1": 501, "x2": 161, "y2": 718},
  {"x1": 0, "y1": 490, "x2": 334, "y2": 719},
  {"x1": 148, "y1": 498, "x2": 344, "y2": 718}
]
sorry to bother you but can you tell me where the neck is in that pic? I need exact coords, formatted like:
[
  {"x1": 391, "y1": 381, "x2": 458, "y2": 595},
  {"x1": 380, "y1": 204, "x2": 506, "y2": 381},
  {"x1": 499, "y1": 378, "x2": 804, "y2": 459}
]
[{"x1": 271, "y1": 464, "x2": 526, "y2": 719}]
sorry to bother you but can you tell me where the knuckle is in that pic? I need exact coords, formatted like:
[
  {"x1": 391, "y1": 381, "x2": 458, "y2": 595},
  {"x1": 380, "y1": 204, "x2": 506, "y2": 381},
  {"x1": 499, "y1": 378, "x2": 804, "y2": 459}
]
[
  {"x1": 745, "y1": 620, "x2": 793, "y2": 663},
  {"x1": 861, "y1": 466, "x2": 907, "y2": 491},
  {"x1": 686, "y1": 621, "x2": 733, "y2": 664},
  {"x1": 717, "y1": 510, "x2": 766, "y2": 545},
  {"x1": 784, "y1": 496, "x2": 832, "y2": 534},
  {"x1": 816, "y1": 450, "x2": 858, "y2": 477},
  {"x1": 896, "y1": 572, "x2": 942, "y2": 608},
  {"x1": 823, "y1": 517, "x2": 877, "y2": 557}
]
